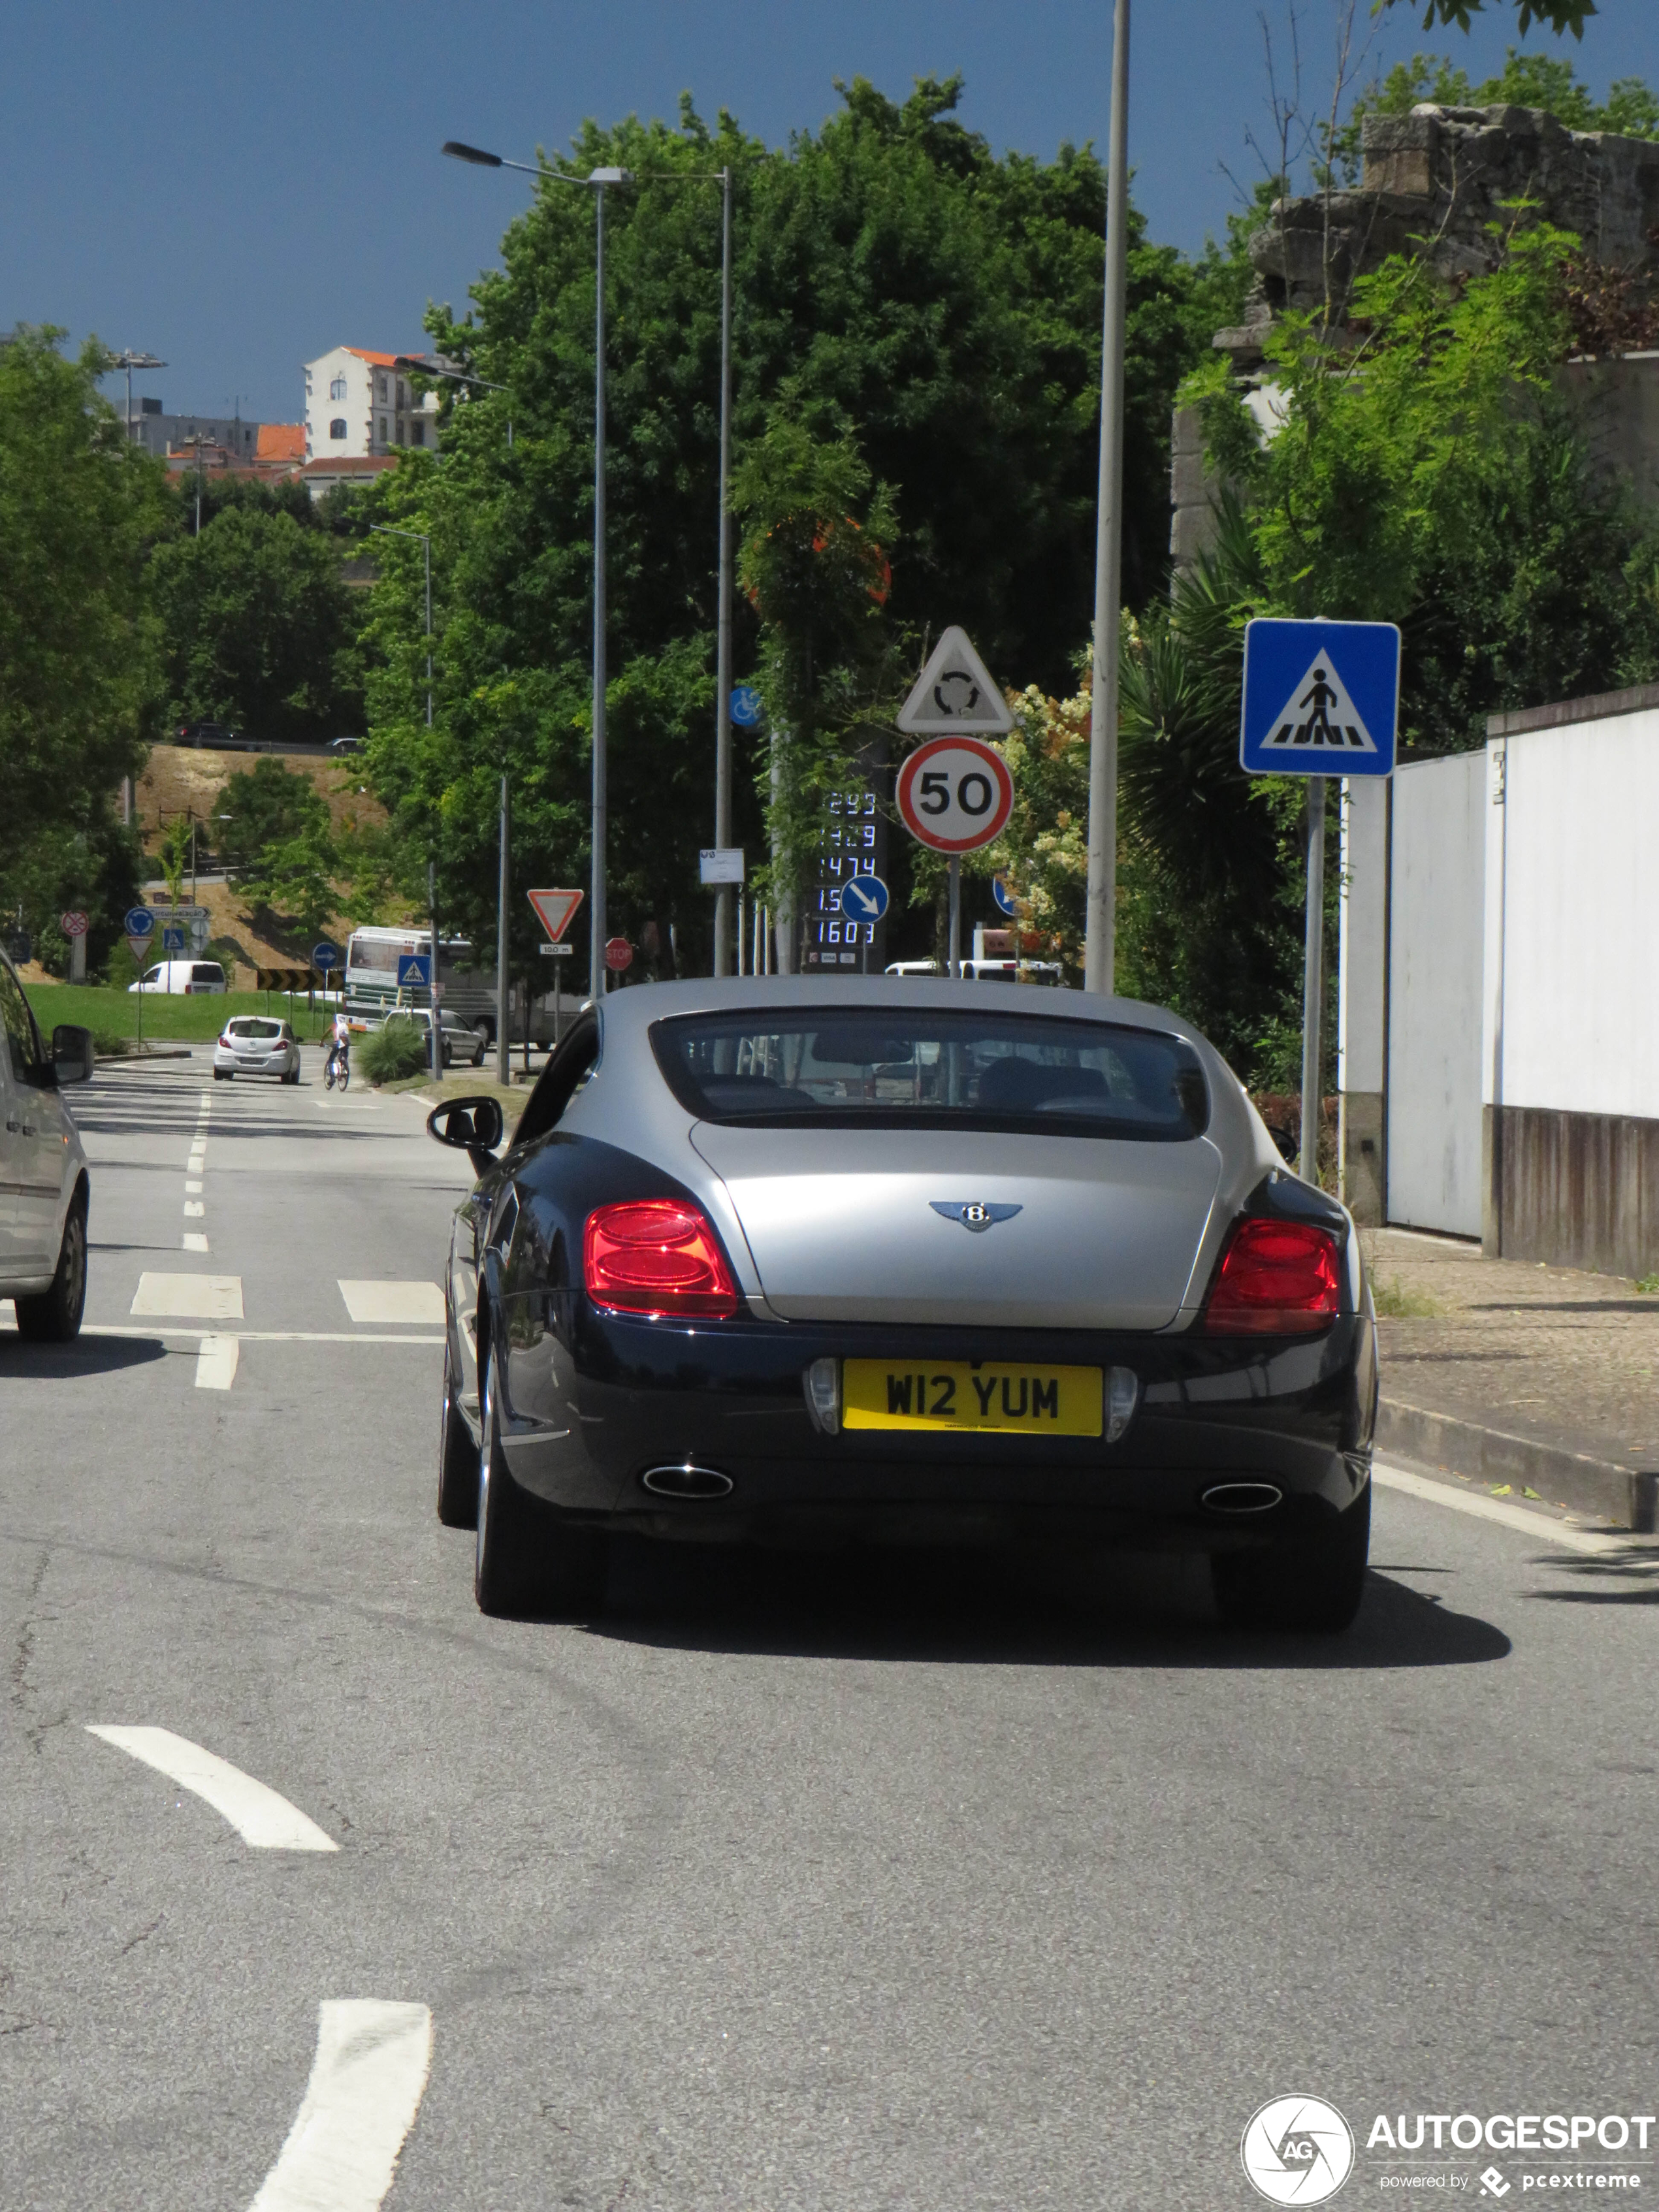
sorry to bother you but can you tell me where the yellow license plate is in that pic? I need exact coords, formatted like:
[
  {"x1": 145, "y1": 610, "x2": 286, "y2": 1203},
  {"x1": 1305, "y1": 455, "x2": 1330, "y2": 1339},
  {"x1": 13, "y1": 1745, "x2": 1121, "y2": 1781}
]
[{"x1": 842, "y1": 1358, "x2": 1102, "y2": 1437}]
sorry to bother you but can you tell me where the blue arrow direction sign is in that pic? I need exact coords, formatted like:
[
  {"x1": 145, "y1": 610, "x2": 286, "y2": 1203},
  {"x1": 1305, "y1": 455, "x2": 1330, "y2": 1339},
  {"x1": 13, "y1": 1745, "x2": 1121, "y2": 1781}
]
[
  {"x1": 1240, "y1": 618, "x2": 1400, "y2": 778},
  {"x1": 991, "y1": 874, "x2": 1017, "y2": 917},
  {"x1": 124, "y1": 906, "x2": 155, "y2": 938},
  {"x1": 730, "y1": 685, "x2": 763, "y2": 728},
  {"x1": 160, "y1": 926, "x2": 186, "y2": 954},
  {"x1": 837, "y1": 873, "x2": 890, "y2": 923},
  {"x1": 396, "y1": 952, "x2": 432, "y2": 988},
  {"x1": 312, "y1": 940, "x2": 342, "y2": 971}
]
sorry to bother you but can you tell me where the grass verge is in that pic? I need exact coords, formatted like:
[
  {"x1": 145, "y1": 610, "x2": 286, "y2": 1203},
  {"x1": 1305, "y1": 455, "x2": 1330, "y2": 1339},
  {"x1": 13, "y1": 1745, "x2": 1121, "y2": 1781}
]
[{"x1": 26, "y1": 983, "x2": 337, "y2": 1045}]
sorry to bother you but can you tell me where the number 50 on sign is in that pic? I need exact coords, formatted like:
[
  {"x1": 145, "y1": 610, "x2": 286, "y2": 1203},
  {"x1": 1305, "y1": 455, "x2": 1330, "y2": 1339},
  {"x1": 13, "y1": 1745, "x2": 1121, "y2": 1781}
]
[{"x1": 895, "y1": 735, "x2": 1014, "y2": 854}]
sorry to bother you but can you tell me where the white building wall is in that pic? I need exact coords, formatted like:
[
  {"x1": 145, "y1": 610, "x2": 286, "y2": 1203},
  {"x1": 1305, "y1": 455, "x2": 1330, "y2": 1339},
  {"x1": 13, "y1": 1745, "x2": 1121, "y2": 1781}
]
[
  {"x1": 1386, "y1": 752, "x2": 1487, "y2": 1236},
  {"x1": 1483, "y1": 706, "x2": 1659, "y2": 1120},
  {"x1": 304, "y1": 348, "x2": 436, "y2": 462}
]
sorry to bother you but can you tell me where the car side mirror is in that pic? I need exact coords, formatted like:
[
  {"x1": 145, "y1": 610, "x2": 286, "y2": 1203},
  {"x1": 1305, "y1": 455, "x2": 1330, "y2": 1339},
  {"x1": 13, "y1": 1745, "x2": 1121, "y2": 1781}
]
[
  {"x1": 52, "y1": 1025, "x2": 95, "y2": 1085},
  {"x1": 427, "y1": 1094, "x2": 504, "y2": 1177}
]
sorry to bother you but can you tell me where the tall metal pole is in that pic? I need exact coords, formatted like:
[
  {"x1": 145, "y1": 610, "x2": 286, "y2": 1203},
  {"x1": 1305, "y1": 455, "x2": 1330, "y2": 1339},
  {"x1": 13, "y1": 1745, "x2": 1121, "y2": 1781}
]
[
  {"x1": 590, "y1": 183, "x2": 610, "y2": 1004},
  {"x1": 496, "y1": 774, "x2": 511, "y2": 1086},
  {"x1": 713, "y1": 167, "x2": 735, "y2": 977},
  {"x1": 1299, "y1": 777, "x2": 1327, "y2": 1185},
  {"x1": 1084, "y1": 0, "x2": 1131, "y2": 998},
  {"x1": 423, "y1": 536, "x2": 433, "y2": 728}
]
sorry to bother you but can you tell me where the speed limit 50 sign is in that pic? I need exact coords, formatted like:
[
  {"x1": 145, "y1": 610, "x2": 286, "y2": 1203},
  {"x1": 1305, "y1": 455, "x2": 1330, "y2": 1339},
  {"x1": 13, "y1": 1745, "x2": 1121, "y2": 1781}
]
[{"x1": 895, "y1": 735, "x2": 1014, "y2": 854}]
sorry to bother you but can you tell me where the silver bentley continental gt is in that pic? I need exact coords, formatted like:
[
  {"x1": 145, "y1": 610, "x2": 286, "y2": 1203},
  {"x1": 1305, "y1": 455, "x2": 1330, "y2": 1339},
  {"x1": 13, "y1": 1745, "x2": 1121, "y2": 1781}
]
[{"x1": 427, "y1": 978, "x2": 1377, "y2": 1631}]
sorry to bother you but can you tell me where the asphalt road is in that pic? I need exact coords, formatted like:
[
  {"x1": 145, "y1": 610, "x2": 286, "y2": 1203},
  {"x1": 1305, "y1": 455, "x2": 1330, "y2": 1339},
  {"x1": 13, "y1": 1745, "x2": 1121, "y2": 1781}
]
[{"x1": 3, "y1": 1048, "x2": 1657, "y2": 2211}]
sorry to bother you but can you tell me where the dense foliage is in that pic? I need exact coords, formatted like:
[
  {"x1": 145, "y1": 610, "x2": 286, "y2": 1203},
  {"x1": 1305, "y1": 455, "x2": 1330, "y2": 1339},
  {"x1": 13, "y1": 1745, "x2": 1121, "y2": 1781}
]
[
  {"x1": 357, "y1": 77, "x2": 1209, "y2": 980},
  {"x1": 0, "y1": 330, "x2": 165, "y2": 972}
]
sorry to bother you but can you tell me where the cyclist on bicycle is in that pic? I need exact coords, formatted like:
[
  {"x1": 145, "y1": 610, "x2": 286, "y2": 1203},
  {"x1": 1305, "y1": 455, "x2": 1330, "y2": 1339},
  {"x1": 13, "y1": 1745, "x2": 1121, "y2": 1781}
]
[{"x1": 325, "y1": 1006, "x2": 351, "y2": 1085}]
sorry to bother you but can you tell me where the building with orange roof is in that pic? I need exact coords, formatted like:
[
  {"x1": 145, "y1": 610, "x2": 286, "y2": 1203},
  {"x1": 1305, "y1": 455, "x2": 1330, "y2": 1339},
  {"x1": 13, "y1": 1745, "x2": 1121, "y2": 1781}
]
[
  {"x1": 256, "y1": 422, "x2": 306, "y2": 467},
  {"x1": 303, "y1": 345, "x2": 438, "y2": 462}
]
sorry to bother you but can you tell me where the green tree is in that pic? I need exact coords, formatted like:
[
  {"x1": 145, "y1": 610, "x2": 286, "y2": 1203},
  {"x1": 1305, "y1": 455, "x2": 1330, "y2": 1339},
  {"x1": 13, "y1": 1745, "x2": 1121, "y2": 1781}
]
[
  {"x1": 215, "y1": 757, "x2": 330, "y2": 869},
  {"x1": 361, "y1": 78, "x2": 1208, "y2": 977},
  {"x1": 1380, "y1": 1, "x2": 1595, "y2": 35},
  {"x1": 150, "y1": 505, "x2": 361, "y2": 745},
  {"x1": 1338, "y1": 46, "x2": 1656, "y2": 167},
  {"x1": 0, "y1": 328, "x2": 165, "y2": 959}
]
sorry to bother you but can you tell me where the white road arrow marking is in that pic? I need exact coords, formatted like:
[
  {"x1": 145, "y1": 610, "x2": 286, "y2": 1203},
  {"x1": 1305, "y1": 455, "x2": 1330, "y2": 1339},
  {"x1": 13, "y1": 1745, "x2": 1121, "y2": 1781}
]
[
  {"x1": 248, "y1": 2002, "x2": 432, "y2": 2212},
  {"x1": 195, "y1": 1335, "x2": 239, "y2": 1390},
  {"x1": 86, "y1": 1726, "x2": 338, "y2": 1850}
]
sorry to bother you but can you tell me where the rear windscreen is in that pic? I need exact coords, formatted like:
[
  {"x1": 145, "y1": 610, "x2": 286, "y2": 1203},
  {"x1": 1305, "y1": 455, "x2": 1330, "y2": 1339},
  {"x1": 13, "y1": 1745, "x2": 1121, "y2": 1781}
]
[
  {"x1": 651, "y1": 1008, "x2": 1209, "y2": 1142},
  {"x1": 229, "y1": 1019, "x2": 282, "y2": 1038}
]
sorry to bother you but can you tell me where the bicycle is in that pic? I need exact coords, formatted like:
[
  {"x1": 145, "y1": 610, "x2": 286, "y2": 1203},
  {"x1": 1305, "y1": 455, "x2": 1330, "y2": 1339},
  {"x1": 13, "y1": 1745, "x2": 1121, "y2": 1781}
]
[{"x1": 324, "y1": 1038, "x2": 350, "y2": 1092}]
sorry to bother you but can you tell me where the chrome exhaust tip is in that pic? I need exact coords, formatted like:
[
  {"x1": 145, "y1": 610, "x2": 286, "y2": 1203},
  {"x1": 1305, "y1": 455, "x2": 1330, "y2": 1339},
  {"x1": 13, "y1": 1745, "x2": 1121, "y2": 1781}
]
[
  {"x1": 1200, "y1": 1481, "x2": 1283, "y2": 1515},
  {"x1": 641, "y1": 1463, "x2": 733, "y2": 1500}
]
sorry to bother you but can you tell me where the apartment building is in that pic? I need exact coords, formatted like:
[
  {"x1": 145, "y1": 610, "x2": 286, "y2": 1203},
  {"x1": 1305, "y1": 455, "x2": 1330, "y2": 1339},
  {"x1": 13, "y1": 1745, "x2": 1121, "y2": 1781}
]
[{"x1": 303, "y1": 346, "x2": 438, "y2": 460}]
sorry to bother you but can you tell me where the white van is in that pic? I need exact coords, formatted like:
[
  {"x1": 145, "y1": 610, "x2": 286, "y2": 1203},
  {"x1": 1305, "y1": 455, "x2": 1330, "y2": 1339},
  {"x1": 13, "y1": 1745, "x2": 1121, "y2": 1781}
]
[{"x1": 129, "y1": 960, "x2": 226, "y2": 996}]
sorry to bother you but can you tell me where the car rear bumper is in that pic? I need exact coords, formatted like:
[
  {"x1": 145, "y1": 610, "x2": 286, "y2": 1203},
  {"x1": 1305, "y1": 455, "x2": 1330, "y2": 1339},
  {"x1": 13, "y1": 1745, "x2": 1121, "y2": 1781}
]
[{"x1": 489, "y1": 1300, "x2": 1377, "y2": 1553}]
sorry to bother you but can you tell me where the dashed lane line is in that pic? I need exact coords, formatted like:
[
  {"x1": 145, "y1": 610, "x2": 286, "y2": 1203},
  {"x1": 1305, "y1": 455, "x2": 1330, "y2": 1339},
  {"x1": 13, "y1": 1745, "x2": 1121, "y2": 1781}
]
[
  {"x1": 337, "y1": 1280, "x2": 445, "y2": 1325},
  {"x1": 248, "y1": 2002, "x2": 432, "y2": 2212},
  {"x1": 1374, "y1": 1461, "x2": 1659, "y2": 1556},
  {"x1": 184, "y1": 1200, "x2": 204, "y2": 1217},
  {"x1": 85, "y1": 1726, "x2": 339, "y2": 1850},
  {"x1": 71, "y1": 1325, "x2": 443, "y2": 1345},
  {"x1": 195, "y1": 1335, "x2": 239, "y2": 1389},
  {"x1": 183, "y1": 1232, "x2": 210, "y2": 1253},
  {"x1": 131, "y1": 1272, "x2": 242, "y2": 1319}
]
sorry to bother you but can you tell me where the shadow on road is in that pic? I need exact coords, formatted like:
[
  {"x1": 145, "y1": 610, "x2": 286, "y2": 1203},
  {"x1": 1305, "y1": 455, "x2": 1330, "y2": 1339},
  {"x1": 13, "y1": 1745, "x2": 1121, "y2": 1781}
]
[
  {"x1": 0, "y1": 1334, "x2": 168, "y2": 1378},
  {"x1": 583, "y1": 1539, "x2": 1511, "y2": 1671}
]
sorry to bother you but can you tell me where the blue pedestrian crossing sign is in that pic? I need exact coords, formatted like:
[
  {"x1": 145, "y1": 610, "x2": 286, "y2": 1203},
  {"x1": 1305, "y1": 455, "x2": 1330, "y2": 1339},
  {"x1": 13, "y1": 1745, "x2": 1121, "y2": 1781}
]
[
  {"x1": 396, "y1": 952, "x2": 432, "y2": 988},
  {"x1": 160, "y1": 925, "x2": 186, "y2": 954},
  {"x1": 837, "y1": 873, "x2": 890, "y2": 923},
  {"x1": 1240, "y1": 618, "x2": 1400, "y2": 778}
]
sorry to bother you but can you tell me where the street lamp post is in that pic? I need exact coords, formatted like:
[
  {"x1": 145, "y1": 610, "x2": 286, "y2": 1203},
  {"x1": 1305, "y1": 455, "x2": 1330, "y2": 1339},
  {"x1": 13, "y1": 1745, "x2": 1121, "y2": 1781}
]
[
  {"x1": 713, "y1": 165, "x2": 736, "y2": 978},
  {"x1": 1083, "y1": 0, "x2": 1131, "y2": 998},
  {"x1": 442, "y1": 140, "x2": 735, "y2": 995},
  {"x1": 368, "y1": 523, "x2": 432, "y2": 726},
  {"x1": 110, "y1": 349, "x2": 166, "y2": 447}
]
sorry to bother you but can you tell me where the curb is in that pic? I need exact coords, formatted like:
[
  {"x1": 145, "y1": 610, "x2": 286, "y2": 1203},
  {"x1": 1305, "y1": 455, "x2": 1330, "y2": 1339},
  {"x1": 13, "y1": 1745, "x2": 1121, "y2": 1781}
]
[
  {"x1": 95, "y1": 1046, "x2": 195, "y2": 1063},
  {"x1": 1377, "y1": 1395, "x2": 1658, "y2": 1534}
]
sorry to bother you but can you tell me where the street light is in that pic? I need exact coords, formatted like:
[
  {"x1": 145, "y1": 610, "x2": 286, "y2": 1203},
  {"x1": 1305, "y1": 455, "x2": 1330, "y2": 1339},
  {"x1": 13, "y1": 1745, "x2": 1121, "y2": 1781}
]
[
  {"x1": 110, "y1": 349, "x2": 166, "y2": 447},
  {"x1": 1083, "y1": 0, "x2": 1131, "y2": 998},
  {"x1": 368, "y1": 523, "x2": 432, "y2": 728},
  {"x1": 441, "y1": 139, "x2": 736, "y2": 994},
  {"x1": 444, "y1": 142, "x2": 630, "y2": 1005},
  {"x1": 394, "y1": 353, "x2": 513, "y2": 449}
]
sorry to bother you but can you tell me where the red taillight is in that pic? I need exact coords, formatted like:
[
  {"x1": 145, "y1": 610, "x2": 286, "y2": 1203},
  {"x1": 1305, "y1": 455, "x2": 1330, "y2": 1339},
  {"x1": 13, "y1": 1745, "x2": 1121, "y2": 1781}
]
[
  {"x1": 583, "y1": 1200, "x2": 741, "y2": 1319},
  {"x1": 218, "y1": 1034, "x2": 231, "y2": 1048},
  {"x1": 1204, "y1": 1217, "x2": 1341, "y2": 1335}
]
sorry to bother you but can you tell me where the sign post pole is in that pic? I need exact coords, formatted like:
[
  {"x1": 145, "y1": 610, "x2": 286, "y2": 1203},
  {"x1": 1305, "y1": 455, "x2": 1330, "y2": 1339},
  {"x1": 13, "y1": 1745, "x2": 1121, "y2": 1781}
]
[
  {"x1": 1299, "y1": 777, "x2": 1327, "y2": 1186},
  {"x1": 1238, "y1": 616, "x2": 1400, "y2": 1188},
  {"x1": 497, "y1": 776, "x2": 511, "y2": 1087},
  {"x1": 948, "y1": 856, "x2": 961, "y2": 979}
]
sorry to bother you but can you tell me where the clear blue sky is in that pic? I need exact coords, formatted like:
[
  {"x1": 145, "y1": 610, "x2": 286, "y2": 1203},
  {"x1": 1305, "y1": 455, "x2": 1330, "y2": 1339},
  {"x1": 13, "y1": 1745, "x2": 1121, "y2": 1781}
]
[{"x1": 1, "y1": 1, "x2": 1652, "y2": 426}]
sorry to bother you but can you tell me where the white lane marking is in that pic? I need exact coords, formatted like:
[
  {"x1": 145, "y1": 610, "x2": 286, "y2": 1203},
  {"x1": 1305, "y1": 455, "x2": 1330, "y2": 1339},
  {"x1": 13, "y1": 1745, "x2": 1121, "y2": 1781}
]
[
  {"x1": 183, "y1": 1232, "x2": 211, "y2": 1253},
  {"x1": 71, "y1": 1324, "x2": 442, "y2": 1345},
  {"x1": 338, "y1": 1280, "x2": 445, "y2": 1325},
  {"x1": 131, "y1": 1272, "x2": 243, "y2": 1318},
  {"x1": 185, "y1": 1179, "x2": 202, "y2": 1194},
  {"x1": 248, "y1": 2001, "x2": 432, "y2": 2212},
  {"x1": 85, "y1": 1726, "x2": 338, "y2": 1850},
  {"x1": 195, "y1": 1335, "x2": 239, "y2": 1390},
  {"x1": 184, "y1": 1201, "x2": 204, "y2": 1217},
  {"x1": 1374, "y1": 1462, "x2": 1659, "y2": 1556}
]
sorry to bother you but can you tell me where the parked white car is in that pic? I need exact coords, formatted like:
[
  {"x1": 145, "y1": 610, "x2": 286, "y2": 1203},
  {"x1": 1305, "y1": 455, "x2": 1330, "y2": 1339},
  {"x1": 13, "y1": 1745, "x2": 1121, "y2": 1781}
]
[
  {"x1": 213, "y1": 1017, "x2": 301, "y2": 1083},
  {"x1": 0, "y1": 947, "x2": 94, "y2": 1340},
  {"x1": 129, "y1": 959, "x2": 226, "y2": 996},
  {"x1": 370, "y1": 1007, "x2": 489, "y2": 1068}
]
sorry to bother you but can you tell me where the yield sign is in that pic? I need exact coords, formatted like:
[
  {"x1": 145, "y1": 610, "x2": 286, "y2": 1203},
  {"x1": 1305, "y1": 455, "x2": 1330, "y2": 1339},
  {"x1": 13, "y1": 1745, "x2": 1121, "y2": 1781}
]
[
  {"x1": 527, "y1": 888, "x2": 584, "y2": 942},
  {"x1": 896, "y1": 626, "x2": 1014, "y2": 735}
]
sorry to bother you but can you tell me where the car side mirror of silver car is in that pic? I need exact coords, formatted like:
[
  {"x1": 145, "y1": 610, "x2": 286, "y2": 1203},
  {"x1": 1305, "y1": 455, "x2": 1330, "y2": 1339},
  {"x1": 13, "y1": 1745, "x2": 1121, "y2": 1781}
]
[
  {"x1": 52, "y1": 1025, "x2": 95, "y2": 1085},
  {"x1": 427, "y1": 1094, "x2": 504, "y2": 1177}
]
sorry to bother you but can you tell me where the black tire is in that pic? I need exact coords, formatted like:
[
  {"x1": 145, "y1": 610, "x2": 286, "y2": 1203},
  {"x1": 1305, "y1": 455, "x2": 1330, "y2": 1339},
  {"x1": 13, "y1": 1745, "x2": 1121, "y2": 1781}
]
[
  {"x1": 213, "y1": 1069, "x2": 229, "y2": 1082},
  {"x1": 437, "y1": 1326, "x2": 480, "y2": 1529},
  {"x1": 1212, "y1": 1483, "x2": 1370, "y2": 1634},
  {"x1": 16, "y1": 1194, "x2": 88, "y2": 1344},
  {"x1": 474, "y1": 1347, "x2": 605, "y2": 1618}
]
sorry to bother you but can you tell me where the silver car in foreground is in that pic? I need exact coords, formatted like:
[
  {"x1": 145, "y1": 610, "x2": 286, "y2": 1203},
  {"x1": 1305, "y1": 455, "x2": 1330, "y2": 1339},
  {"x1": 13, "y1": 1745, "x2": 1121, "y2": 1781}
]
[
  {"x1": 0, "y1": 948, "x2": 94, "y2": 1339},
  {"x1": 428, "y1": 979, "x2": 1377, "y2": 1631}
]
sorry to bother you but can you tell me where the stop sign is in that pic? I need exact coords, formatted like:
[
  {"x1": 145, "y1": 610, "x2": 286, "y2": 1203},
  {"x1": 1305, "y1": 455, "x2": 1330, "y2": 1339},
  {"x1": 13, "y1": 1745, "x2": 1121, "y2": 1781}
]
[
  {"x1": 895, "y1": 735, "x2": 1014, "y2": 854},
  {"x1": 604, "y1": 937, "x2": 634, "y2": 972}
]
